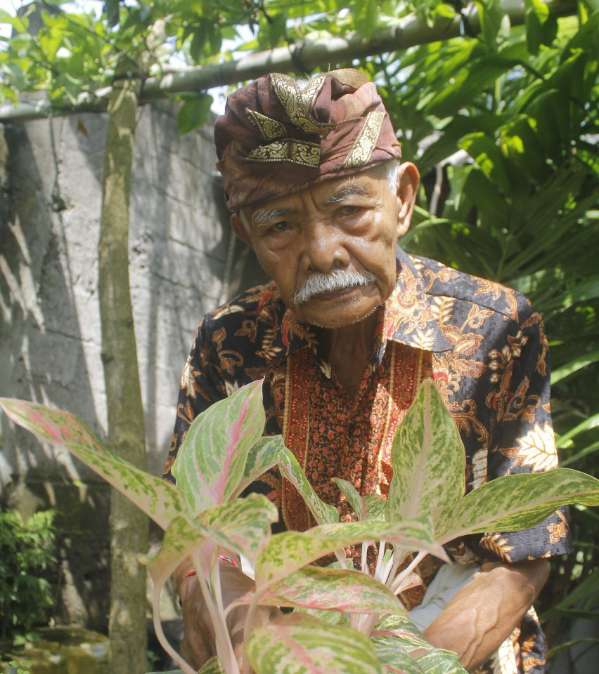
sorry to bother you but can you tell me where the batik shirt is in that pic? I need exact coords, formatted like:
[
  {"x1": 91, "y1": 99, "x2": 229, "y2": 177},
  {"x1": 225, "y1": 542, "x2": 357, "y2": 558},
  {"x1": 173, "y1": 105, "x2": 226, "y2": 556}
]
[{"x1": 164, "y1": 247, "x2": 571, "y2": 674}]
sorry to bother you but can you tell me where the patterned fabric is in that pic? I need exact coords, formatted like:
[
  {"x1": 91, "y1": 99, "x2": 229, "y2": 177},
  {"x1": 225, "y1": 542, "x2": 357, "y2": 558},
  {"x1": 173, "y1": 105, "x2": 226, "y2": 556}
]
[
  {"x1": 164, "y1": 247, "x2": 571, "y2": 674},
  {"x1": 214, "y1": 69, "x2": 402, "y2": 210}
]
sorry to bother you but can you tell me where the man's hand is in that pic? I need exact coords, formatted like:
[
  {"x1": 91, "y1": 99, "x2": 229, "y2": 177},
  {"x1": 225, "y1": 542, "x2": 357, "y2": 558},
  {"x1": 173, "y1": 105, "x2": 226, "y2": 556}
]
[{"x1": 423, "y1": 559, "x2": 550, "y2": 671}]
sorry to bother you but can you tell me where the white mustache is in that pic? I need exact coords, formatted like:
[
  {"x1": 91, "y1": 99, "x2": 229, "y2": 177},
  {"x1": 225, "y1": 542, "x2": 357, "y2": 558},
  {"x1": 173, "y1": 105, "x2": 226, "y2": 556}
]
[{"x1": 293, "y1": 269, "x2": 376, "y2": 305}]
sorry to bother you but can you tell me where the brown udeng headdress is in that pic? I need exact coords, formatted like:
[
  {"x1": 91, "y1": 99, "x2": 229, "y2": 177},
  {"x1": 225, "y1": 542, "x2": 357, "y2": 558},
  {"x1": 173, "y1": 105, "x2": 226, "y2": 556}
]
[{"x1": 214, "y1": 69, "x2": 402, "y2": 210}]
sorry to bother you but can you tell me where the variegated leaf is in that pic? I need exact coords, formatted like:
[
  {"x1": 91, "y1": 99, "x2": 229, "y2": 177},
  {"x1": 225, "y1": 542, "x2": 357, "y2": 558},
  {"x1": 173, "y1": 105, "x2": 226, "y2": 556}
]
[
  {"x1": 242, "y1": 566, "x2": 404, "y2": 614},
  {"x1": 278, "y1": 446, "x2": 339, "y2": 524},
  {"x1": 364, "y1": 495, "x2": 387, "y2": 521},
  {"x1": 147, "y1": 516, "x2": 209, "y2": 674},
  {"x1": 373, "y1": 614, "x2": 466, "y2": 674},
  {"x1": 332, "y1": 478, "x2": 363, "y2": 517},
  {"x1": 148, "y1": 516, "x2": 206, "y2": 589},
  {"x1": 386, "y1": 380, "x2": 465, "y2": 530},
  {"x1": 198, "y1": 493, "x2": 278, "y2": 563},
  {"x1": 246, "y1": 615, "x2": 384, "y2": 674},
  {"x1": 172, "y1": 380, "x2": 266, "y2": 515},
  {"x1": 255, "y1": 519, "x2": 446, "y2": 591},
  {"x1": 198, "y1": 657, "x2": 224, "y2": 674},
  {"x1": 234, "y1": 435, "x2": 285, "y2": 497},
  {"x1": 0, "y1": 398, "x2": 184, "y2": 530},
  {"x1": 437, "y1": 468, "x2": 599, "y2": 543}
]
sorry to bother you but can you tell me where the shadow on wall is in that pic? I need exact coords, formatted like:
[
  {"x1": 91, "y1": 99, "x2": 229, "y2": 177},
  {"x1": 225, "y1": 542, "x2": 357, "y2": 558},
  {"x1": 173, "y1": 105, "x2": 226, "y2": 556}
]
[
  {"x1": 0, "y1": 101, "x2": 266, "y2": 632},
  {"x1": 0, "y1": 117, "x2": 110, "y2": 629}
]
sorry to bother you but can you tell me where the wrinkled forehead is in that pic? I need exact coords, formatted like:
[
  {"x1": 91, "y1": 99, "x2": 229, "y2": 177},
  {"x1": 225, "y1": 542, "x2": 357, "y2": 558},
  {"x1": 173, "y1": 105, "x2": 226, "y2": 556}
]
[{"x1": 245, "y1": 166, "x2": 387, "y2": 225}]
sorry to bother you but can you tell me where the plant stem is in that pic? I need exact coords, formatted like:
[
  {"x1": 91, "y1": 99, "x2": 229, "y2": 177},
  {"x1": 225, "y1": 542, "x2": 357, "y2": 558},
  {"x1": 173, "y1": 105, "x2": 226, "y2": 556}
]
[
  {"x1": 391, "y1": 551, "x2": 426, "y2": 595},
  {"x1": 361, "y1": 542, "x2": 370, "y2": 574},
  {"x1": 194, "y1": 555, "x2": 239, "y2": 674},
  {"x1": 150, "y1": 585, "x2": 197, "y2": 674},
  {"x1": 374, "y1": 541, "x2": 387, "y2": 581}
]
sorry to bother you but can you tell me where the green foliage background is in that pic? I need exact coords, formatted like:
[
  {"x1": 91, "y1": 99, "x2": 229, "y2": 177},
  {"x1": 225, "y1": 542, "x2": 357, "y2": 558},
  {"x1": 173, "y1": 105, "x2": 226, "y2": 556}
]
[{"x1": 1, "y1": 0, "x2": 598, "y2": 662}]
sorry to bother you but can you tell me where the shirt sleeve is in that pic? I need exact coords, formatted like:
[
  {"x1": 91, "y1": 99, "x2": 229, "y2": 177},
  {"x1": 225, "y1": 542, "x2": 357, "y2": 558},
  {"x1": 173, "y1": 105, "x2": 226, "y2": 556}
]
[
  {"x1": 162, "y1": 319, "x2": 228, "y2": 480},
  {"x1": 478, "y1": 303, "x2": 572, "y2": 563}
]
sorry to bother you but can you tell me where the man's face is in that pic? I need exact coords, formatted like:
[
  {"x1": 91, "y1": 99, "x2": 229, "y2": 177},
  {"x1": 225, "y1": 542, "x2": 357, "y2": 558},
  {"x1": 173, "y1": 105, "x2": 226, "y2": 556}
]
[{"x1": 237, "y1": 162, "x2": 419, "y2": 329}]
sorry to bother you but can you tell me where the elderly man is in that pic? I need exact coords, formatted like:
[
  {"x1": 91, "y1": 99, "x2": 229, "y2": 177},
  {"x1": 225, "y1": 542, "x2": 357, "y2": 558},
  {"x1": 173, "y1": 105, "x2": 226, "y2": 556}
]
[{"x1": 163, "y1": 69, "x2": 569, "y2": 673}]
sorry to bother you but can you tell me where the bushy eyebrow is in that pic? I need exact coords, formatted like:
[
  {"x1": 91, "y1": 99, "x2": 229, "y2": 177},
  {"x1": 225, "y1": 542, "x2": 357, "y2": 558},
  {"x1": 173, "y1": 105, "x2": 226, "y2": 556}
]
[
  {"x1": 325, "y1": 183, "x2": 371, "y2": 204},
  {"x1": 251, "y1": 207, "x2": 295, "y2": 226}
]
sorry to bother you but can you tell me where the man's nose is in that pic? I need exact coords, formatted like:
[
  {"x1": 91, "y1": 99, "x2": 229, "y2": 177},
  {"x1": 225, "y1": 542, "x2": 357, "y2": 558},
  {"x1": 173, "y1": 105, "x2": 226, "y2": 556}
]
[{"x1": 301, "y1": 220, "x2": 349, "y2": 273}]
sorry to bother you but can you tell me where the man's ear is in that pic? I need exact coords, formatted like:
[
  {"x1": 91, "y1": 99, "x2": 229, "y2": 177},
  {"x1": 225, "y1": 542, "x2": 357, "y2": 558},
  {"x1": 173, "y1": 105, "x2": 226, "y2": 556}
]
[
  {"x1": 230, "y1": 211, "x2": 251, "y2": 245},
  {"x1": 395, "y1": 162, "x2": 420, "y2": 238}
]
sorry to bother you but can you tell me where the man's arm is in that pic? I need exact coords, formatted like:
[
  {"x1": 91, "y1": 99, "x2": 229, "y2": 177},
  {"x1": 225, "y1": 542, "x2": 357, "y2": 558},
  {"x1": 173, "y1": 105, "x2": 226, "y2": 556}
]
[{"x1": 424, "y1": 559, "x2": 550, "y2": 670}]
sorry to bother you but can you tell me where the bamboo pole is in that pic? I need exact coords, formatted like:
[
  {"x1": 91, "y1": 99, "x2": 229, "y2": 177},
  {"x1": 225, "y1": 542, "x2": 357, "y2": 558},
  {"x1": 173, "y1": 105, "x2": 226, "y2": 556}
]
[{"x1": 0, "y1": 0, "x2": 575, "y2": 123}]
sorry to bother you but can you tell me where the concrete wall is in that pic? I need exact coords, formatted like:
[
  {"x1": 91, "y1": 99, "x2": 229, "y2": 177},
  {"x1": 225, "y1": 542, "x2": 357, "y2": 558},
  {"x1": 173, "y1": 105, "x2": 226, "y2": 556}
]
[{"x1": 0, "y1": 101, "x2": 264, "y2": 628}]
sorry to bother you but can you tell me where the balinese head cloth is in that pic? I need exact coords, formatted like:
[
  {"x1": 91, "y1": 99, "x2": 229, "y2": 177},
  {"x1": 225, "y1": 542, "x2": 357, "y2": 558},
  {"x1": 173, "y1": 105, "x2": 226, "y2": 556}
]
[{"x1": 214, "y1": 69, "x2": 402, "y2": 210}]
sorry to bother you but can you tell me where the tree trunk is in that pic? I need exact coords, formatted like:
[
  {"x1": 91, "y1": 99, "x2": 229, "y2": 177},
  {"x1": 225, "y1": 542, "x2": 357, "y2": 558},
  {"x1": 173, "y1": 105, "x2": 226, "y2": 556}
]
[{"x1": 98, "y1": 64, "x2": 148, "y2": 674}]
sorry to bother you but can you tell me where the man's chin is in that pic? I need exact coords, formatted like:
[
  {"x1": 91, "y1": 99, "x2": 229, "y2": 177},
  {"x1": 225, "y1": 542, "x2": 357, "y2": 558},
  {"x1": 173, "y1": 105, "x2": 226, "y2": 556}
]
[{"x1": 295, "y1": 300, "x2": 382, "y2": 330}]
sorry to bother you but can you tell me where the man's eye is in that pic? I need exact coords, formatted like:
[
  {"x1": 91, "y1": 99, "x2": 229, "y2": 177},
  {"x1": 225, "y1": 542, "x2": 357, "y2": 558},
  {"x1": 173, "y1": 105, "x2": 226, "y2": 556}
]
[
  {"x1": 271, "y1": 221, "x2": 290, "y2": 233},
  {"x1": 337, "y1": 205, "x2": 361, "y2": 217}
]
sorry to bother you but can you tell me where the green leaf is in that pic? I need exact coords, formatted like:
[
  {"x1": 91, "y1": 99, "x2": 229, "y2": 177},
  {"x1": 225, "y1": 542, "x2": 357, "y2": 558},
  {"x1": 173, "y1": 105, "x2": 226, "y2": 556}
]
[
  {"x1": 235, "y1": 435, "x2": 285, "y2": 497},
  {"x1": 436, "y1": 468, "x2": 599, "y2": 542},
  {"x1": 459, "y1": 132, "x2": 511, "y2": 193},
  {"x1": 198, "y1": 658, "x2": 224, "y2": 674},
  {"x1": 278, "y1": 447, "x2": 339, "y2": 524},
  {"x1": 255, "y1": 518, "x2": 446, "y2": 591},
  {"x1": 332, "y1": 478, "x2": 362, "y2": 517},
  {"x1": 172, "y1": 380, "x2": 266, "y2": 515},
  {"x1": 557, "y1": 414, "x2": 599, "y2": 449},
  {"x1": 246, "y1": 615, "x2": 384, "y2": 674},
  {"x1": 199, "y1": 493, "x2": 278, "y2": 563},
  {"x1": 373, "y1": 614, "x2": 467, "y2": 673},
  {"x1": 552, "y1": 350, "x2": 599, "y2": 385},
  {"x1": 176, "y1": 93, "x2": 213, "y2": 135},
  {"x1": 0, "y1": 398, "x2": 184, "y2": 530},
  {"x1": 104, "y1": 0, "x2": 120, "y2": 27},
  {"x1": 249, "y1": 565, "x2": 404, "y2": 614},
  {"x1": 387, "y1": 380, "x2": 465, "y2": 533}
]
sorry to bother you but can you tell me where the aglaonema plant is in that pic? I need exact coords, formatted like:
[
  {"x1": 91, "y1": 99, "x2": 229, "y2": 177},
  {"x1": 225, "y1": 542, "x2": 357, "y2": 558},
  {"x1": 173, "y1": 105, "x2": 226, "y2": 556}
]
[{"x1": 2, "y1": 378, "x2": 599, "y2": 674}]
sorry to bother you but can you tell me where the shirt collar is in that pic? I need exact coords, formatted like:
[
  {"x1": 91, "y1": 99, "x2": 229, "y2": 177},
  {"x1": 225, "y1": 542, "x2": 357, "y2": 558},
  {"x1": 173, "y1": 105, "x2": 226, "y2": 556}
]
[{"x1": 276, "y1": 246, "x2": 453, "y2": 370}]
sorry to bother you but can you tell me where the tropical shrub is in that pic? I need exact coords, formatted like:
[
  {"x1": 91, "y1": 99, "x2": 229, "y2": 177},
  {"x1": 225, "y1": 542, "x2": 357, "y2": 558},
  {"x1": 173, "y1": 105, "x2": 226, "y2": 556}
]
[
  {"x1": 2, "y1": 380, "x2": 599, "y2": 674},
  {"x1": 0, "y1": 509, "x2": 56, "y2": 642}
]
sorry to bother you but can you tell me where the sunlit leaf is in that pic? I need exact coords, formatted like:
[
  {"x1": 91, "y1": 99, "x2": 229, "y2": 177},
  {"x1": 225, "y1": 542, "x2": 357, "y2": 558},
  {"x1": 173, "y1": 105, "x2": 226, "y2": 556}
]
[
  {"x1": 244, "y1": 565, "x2": 404, "y2": 614},
  {"x1": 387, "y1": 380, "x2": 465, "y2": 535},
  {"x1": 278, "y1": 447, "x2": 339, "y2": 525},
  {"x1": 235, "y1": 435, "x2": 285, "y2": 497},
  {"x1": 172, "y1": 380, "x2": 265, "y2": 515},
  {"x1": 255, "y1": 518, "x2": 446, "y2": 591},
  {"x1": 436, "y1": 468, "x2": 599, "y2": 542},
  {"x1": 246, "y1": 615, "x2": 384, "y2": 674},
  {"x1": 0, "y1": 398, "x2": 184, "y2": 530}
]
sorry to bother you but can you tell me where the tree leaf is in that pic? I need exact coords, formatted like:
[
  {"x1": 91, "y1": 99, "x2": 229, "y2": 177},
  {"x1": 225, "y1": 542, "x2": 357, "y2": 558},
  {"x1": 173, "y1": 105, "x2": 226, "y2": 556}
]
[
  {"x1": 459, "y1": 131, "x2": 512, "y2": 193},
  {"x1": 0, "y1": 398, "x2": 184, "y2": 530},
  {"x1": 246, "y1": 615, "x2": 384, "y2": 674},
  {"x1": 436, "y1": 468, "x2": 599, "y2": 542},
  {"x1": 255, "y1": 518, "x2": 446, "y2": 591},
  {"x1": 278, "y1": 447, "x2": 339, "y2": 524},
  {"x1": 387, "y1": 380, "x2": 465, "y2": 533},
  {"x1": 246, "y1": 566, "x2": 404, "y2": 614},
  {"x1": 172, "y1": 380, "x2": 266, "y2": 515},
  {"x1": 552, "y1": 350, "x2": 599, "y2": 385},
  {"x1": 176, "y1": 93, "x2": 213, "y2": 135}
]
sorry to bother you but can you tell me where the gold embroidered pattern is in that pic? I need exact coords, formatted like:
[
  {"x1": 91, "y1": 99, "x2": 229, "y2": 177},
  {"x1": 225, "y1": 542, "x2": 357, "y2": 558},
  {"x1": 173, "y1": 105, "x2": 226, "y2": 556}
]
[
  {"x1": 270, "y1": 73, "x2": 332, "y2": 135},
  {"x1": 246, "y1": 109, "x2": 286, "y2": 140},
  {"x1": 344, "y1": 110, "x2": 385, "y2": 168},
  {"x1": 246, "y1": 139, "x2": 320, "y2": 167}
]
